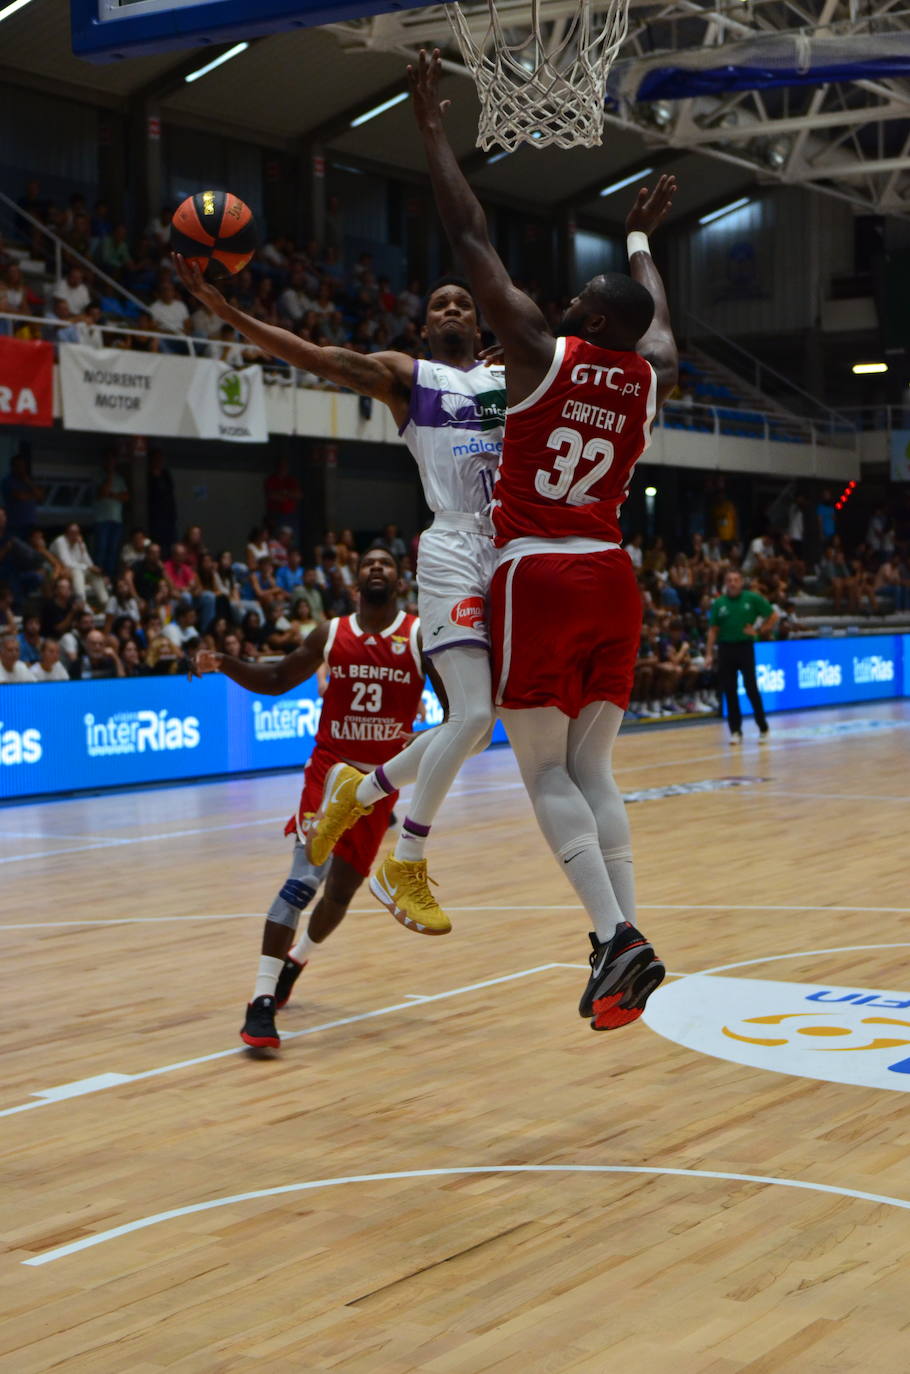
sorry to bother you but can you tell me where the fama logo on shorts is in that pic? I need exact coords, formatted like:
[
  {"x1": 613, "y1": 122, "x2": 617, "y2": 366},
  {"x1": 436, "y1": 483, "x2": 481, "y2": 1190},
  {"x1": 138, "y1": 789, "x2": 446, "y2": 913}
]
[
  {"x1": 0, "y1": 723, "x2": 42, "y2": 765},
  {"x1": 84, "y1": 710, "x2": 200, "y2": 757},
  {"x1": 798, "y1": 659, "x2": 842, "y2": 689},
  {"x1": 253, "y1": 699, "x2": 322, "y2": 742},
  {"x1": 853, "y1": 654, "x2": 895, "y2": 685},
  {"x1": 450, "y1": 596, "x2": 486, "y2": 629}
]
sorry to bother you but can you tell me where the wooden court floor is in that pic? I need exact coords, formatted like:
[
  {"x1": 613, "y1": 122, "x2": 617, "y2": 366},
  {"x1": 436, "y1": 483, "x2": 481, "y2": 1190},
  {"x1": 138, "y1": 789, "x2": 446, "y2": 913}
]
[{"x1": 2, "y1": 701, "x2": 910, "y2": 1374}]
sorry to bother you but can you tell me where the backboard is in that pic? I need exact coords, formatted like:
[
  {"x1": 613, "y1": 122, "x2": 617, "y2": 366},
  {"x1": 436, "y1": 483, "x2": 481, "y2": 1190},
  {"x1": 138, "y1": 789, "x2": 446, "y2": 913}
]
[{"x1": 71, "y1": 0, "x2": 442, "y2": 61}]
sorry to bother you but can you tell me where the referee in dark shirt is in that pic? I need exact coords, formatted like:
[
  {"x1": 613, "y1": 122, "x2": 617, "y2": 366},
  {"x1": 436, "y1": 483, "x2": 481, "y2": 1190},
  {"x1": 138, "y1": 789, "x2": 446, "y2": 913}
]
[{"x1": 705, "y1": 570, "x2": 779, "y2": 742}]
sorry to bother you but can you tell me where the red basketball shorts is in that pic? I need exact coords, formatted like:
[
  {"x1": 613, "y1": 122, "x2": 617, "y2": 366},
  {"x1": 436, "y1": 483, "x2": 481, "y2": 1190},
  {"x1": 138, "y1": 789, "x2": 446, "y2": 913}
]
[
  {"x1": 490, "y1": 548, "x2": 642, "y2": 717},
  {"x1": 284, "y1": 744, "x2": 396, "y2": 878}
]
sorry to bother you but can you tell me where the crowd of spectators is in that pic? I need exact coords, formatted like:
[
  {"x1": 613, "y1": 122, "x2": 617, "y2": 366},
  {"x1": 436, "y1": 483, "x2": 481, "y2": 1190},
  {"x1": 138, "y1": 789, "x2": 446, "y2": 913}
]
[
  {"x1": 1, "y1": 181, "x2": 453, "y2": 373},
  {"x1": 0, "y1": 446, "x2": 418, "y2": 684},
  {"x1": 625, "y1": 494, "x2": 910, "y2": 718}
]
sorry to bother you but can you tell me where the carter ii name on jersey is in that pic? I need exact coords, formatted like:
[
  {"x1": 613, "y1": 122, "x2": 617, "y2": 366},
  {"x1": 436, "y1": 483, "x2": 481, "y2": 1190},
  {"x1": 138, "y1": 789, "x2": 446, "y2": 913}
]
[
  {"x1": 561, "y1": 399, "x2": 628, "y2": 434},
  {"x1": 330, "y1": 664, "x2": 414, "y2": 683}
]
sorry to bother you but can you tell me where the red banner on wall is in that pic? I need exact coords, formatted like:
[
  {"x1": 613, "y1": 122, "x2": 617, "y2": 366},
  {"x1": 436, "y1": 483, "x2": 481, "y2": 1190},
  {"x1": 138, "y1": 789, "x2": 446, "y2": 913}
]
[{"x1": 0, "y1": 337, "x2": 54, "y2": 427}]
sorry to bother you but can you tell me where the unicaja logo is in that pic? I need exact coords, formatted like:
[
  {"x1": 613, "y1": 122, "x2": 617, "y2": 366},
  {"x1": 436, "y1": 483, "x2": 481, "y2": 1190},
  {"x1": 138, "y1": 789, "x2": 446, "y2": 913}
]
[
  {"x1": 252, "y1": 698, "x2": 322, "y2": 742},
  {"x1": 853, "y1": 655, "x2": 894, "y2": 685},
  {"x1": 0, "y1": 722, "x2": 42, "y2": 765},
  {"x1": 755, "y1": 664, "x2": 785, "y2": 693},
  {"x1": 84, "y1": 710, "x2": 200, "y2": 757},
  {"x1": 798, "y1": 659, "x2": 842, "y2": 689}
]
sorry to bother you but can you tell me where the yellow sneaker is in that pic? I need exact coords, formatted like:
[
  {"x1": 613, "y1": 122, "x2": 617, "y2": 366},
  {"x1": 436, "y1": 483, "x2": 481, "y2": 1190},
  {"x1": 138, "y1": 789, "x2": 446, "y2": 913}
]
[
  {"x1": 369, "y1": 852, "x2": 452, "y2": 936},
  {"x1": 305, "y1": 762, "x2": 372, "y2": 866}
]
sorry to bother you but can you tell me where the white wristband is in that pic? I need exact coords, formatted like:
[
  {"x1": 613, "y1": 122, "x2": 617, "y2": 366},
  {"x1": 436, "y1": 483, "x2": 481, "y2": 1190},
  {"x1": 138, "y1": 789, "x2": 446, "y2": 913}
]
[{"x1": 627, "y1": 231, "x2": 651, "y2": 258}]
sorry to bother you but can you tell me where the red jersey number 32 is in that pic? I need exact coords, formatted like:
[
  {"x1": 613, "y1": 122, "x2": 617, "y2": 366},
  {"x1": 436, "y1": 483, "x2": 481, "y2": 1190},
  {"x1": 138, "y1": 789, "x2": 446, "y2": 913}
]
[{"x1": 535, "y1": 428, "x2": 615, "y2": 507}]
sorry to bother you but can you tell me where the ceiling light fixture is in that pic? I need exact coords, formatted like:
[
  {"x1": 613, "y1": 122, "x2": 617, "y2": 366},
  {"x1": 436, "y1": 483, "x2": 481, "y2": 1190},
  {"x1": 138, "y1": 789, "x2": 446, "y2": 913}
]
[
  {"x1": 600, "y1": 167, "x2": 654, "y2": 198},
  {"x1": 350, "y1": 92, "x2": 409, "y2": 128},
  {"x1": 851, "y1": 362, "x2": 887, "y2": 375},
  {"x1": 699, "y1": 196, "x2": 751, "y2": 226},
  {"x1": 185, "y1": 42, "x2": 249, "y2": 83},
  {"x1": 0, "y1": 0, "x2": 35, "y2": 22}
]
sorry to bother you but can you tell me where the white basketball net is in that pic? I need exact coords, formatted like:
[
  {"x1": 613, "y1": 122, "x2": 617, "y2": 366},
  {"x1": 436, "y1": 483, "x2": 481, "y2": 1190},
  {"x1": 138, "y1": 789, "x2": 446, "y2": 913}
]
[{"x1": 445, "y1": 0, "x2": 630, "y2": 150}]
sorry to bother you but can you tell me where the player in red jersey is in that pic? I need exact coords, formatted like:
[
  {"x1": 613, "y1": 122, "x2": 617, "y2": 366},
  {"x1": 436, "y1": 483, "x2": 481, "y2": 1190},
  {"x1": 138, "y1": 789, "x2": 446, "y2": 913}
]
[
  {"x1": 410, "y1": 50, "x2": 678, "y2": 1031},
  {"x1": 192, "y1": 547, "x2": 427, "y2": 1050}
]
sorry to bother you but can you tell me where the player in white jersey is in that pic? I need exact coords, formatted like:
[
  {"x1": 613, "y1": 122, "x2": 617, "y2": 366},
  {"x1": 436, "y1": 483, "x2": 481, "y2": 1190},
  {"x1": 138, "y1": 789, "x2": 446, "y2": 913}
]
[{"x1": 174, "y1": 259, "x2": 504, "y2": 934}]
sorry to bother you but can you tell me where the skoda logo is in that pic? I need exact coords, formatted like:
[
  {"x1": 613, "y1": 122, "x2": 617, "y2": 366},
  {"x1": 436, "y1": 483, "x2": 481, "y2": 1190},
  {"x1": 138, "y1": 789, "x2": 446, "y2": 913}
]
[{"x1": 219, "y1": 369, "x2": 251, "y2": 418}]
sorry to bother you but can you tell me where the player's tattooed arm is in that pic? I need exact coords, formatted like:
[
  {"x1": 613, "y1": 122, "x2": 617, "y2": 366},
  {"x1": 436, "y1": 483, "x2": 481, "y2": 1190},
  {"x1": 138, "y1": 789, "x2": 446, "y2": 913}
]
[
  {"x1": 408, "y1": 49, "x2": 553, "y2": 395},
  {"x1": 172, "y1": 255, "x2": 414, "y2": 426},
  {"x1": 191, "y1": 623, "x2": 331, "y2": 694},
  {"x1": 625, "y1": 177, "x2": 679, "y2": 408}
]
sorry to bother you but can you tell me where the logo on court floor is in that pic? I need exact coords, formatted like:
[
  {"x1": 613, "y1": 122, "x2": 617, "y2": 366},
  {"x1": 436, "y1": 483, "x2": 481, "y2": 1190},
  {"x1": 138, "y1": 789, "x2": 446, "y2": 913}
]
[{"x1": 644, "y1": 974, "x2": 910, "y2": 1092}]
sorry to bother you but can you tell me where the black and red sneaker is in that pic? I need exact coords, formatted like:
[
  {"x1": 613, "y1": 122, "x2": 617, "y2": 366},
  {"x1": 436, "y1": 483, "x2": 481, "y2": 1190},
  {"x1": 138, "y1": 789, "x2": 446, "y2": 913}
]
[
  {"x1": 240, "y1": 995, "x2": 280, "y2": 1049},
  {"x1": 578, "y1": 923, "x2": 665, "y2": 1031},
  {"x1": 275, "y1": 956, "x2": 308, "y2": 1011}
]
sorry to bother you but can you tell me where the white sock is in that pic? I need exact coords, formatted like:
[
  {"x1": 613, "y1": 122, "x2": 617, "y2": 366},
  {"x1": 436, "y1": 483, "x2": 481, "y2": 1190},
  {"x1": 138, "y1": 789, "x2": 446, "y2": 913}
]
[
  {"x1": 604, "y1": 853, "x2": 636, "y2": 927},
  {"x1": 394, "y1": 818, "x2": 430, "y2": 863},
  {"x1": 556, "y1": 837, "x2": 623, "y2": 944},
  {"x1": 253, "y1": 955, "x2": 285, "y2": 1001},
  {"x1": 288, "y1": 931, "x2": 319, "y2": 965},
  {"x1": 356, "y1": 769, "x2": 393, "y2": 807}
]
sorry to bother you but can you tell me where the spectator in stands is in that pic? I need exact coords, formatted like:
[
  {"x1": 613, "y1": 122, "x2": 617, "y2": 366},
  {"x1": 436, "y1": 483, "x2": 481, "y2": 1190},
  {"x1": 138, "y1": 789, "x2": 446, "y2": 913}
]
[
  {"x1": 149, "y1": 280, "x2": 190, "y2": 350},
  {"x1": 214, "y1": 551, "x2": 244, "y2": 620},
  {"x1": 46, "y1": 300, "x2": 82, "y2": 344},
  {"x1": 104, "y1": 576, "x2": 141, "y2": 632},
  {"x1": 0, "y1": 633, "x2": 32, "y2": 683},
  {"x1": 39, "y1": 575, "x2": 80, "y2": 640},
  {"x1": 251, "y1": 277, "x2": 279, "y2": 325},
  {"x1": 49, "y1": 521, "x2": 107, "y2": 607},
  {"x1": 1, "y1": 452, "x2": 44, "y2": 538},
  {"x1": 0, "y1": 584, "x2": 15, "y2": 637},
  {"x1": 19, "y1": 179, "x2": 48, "y2": 223},
  {"x1": 279, "y1": 267, "x2": 315, "y2": 325},
  {"x1": 120, "y1": 639, "x2": 145, "y2": 677},
  {"x1": 378, "y1": 523, "x2": 407, "y2": 559},
  {"x1": 121, "y1": 528, "x2": 149, "y2": 575},
  {"x1": 743, "y1": 529, "x2": 775, "y2": 577},
  {"x1": 276, "y1": 546, "x2": 305, "y2": 599},
  {"x1": 59, "y1": 608, "x2": 96, "y2": 667},
  {"x1": 31, "y1": 637, "x2": 69, "y2": 682},
  {"x1": 643, "y1": 536, "x2": 668, "y2": 575},
  {"x1": 245, "y1": 525, "x2": 270, "y2": 570},
  {"x1": 147, "y1": 450, "x2": 177, "y2": 552},
  {"x1": 268, "y1": 526, "x2": 294, "y2": 568},
  {"x1": 182, "y1": 525, "x2": 205, "y2": 570},
  {"x1": 53, "y1": 266, "x2": 91, "y2": 316},
  {"x1": 335, "y1": 543, "x2": 358, "y2": 588},
  {"x1": 98, "y1": 225, "x2": 135, "y2": 280},
  {"x1": 816, "y1": 487, "x2": 837, "y2": 548},
  {"x1": 626, "y1": 532, "x2": 644, "y2": 571},
  {"x1": 69, "y1": 628, "x2": 124, "y2": 680},
  {"x1": 787, "y1": 493, "x2": 807, "y2": 557},
  {"x1": 260, "y1": 595, "x2": 297, "y2": 654},
  {"x1": 147, "y1": 205, "x2": 173, "y2": 246},
  {"x1": 163, "y1": 604, "x2": 200, "y2": 652},
  {"x1": 16, "y1": 613, "x2": 41, "y2": 666},
  {"x1": 3, "y1": 264, "x2": 41, "y2": 316},
  {"x1": 816, "y1": 543, "x2": 853, "y2": 615},
  {"x1": 668, "y1": 551, "x2": 695, "y2": 611},
  {"x1": 710, "y1": 479, "x2": 739, "y2": 546},
  {"x1": 264, "y1": 456, "x2": 302, "y2": 536},
  {"x1": 325, "y1": 568, "x2": 355, "y2": 618},
  {"x1": 298, "y1": 567, "x2": 326, "y2": 623},
  {"x1": 132, "y1": 542, "x2": 170, "y2": 610},
  {"x1": 250, "y1": 556, "x2": 284, "y2": 613},
  {"x1": 195, "y1": 552, "x2": 220, "y2": 631},
  {"x1": 92, "y1": 451, "x2": 129, "y2": 579},
  {"x1": 163, "y1": 541, "x2": 199, "y2": 604}
]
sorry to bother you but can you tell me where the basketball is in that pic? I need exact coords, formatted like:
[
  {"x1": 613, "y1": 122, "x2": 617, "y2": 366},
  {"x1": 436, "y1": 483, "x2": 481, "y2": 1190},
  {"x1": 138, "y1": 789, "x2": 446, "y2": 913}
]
[{"x1": 169, "y1": 190, "x2": 257, "y2": 279}]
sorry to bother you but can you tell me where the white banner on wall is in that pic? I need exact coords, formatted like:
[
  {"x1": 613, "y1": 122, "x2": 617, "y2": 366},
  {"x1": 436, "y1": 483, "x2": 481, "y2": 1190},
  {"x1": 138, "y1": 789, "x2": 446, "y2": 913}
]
[
  {"x1": 58, "y1": 345, "x2": 267, "y2": 444},
  {"x1": 186, "y1": 360, "x2": 267, "y2": 444}
]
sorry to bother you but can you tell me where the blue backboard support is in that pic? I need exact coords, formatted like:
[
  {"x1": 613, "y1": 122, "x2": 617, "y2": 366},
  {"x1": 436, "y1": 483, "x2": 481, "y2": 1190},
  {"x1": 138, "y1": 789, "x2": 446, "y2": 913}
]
[{"x1": 72, "y1": 0, "x2": 441, "y2": 61}]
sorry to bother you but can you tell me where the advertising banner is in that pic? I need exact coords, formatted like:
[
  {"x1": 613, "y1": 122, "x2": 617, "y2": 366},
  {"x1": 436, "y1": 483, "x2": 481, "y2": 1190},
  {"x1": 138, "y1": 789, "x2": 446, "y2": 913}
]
[
  {"x1": 186, "y1": 360, "x2": 267, "y2": 443},
  {"x1": 58, "y1": 344, "x2": 188, "y2": 437},
  {"x1": 0, "y1": 673, "x2": 507, "y2": 803},
  {"x1": 58, "y1": 345, "x2": 267, "y2": 444},
  {"x1": 736, "y1": 634, "x2": 903, "y2": 715},
  {"x1": 0, "y1": 337, "x2": 54, "y2": 427}
]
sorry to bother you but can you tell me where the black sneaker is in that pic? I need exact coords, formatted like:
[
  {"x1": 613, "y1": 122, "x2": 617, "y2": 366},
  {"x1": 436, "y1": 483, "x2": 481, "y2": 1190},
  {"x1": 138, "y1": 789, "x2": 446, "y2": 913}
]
[
  {"x1": 578, "y1": 924, "x2": 665, "y2": 1031},
  {"x1": 240, "y1": 995, "x2": 280, "y2": 1049},
  {"x1": 275, "y1": 956, "x2": 308, "y2": 1010}
]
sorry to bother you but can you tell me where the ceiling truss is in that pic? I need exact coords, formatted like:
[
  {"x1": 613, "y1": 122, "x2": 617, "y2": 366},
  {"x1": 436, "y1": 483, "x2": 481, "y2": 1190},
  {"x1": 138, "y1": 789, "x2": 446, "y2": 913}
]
[{"x1": 329, "y1": 0, "x2": 910, "y2": 217}]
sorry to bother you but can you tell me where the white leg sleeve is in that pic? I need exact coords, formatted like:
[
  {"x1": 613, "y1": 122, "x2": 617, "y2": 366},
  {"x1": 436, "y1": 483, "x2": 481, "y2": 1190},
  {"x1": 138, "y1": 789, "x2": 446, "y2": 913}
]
[
  {"x1": 567, "y1": 701, "x2": 636, "y2": 925},
  {"x1": 392, "y1": 645, "x2": 494, "y2": 859},
  {"x1": 500, "y1": 705, "x2": 625, "y2": 940}
]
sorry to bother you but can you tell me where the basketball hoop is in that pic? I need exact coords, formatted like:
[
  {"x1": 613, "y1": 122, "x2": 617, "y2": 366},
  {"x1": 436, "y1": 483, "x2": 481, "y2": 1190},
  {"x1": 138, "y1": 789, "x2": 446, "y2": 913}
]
[{"x1": 445, "y1": 0, "x2": 630, "y2": 150}]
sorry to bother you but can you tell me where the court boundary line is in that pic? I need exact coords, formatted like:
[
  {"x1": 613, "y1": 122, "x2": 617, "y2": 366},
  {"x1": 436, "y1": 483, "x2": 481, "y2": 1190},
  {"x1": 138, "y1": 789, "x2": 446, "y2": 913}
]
[
  {"x1": 3, "y1": 901, "x2": 909, "y2": 931},
  {"x1": 21, "y1": 1163, "x2": 910, "y2": 1267},
  {"x1": 0, "y1": 963, "x2": 567, "y2": 1120}
]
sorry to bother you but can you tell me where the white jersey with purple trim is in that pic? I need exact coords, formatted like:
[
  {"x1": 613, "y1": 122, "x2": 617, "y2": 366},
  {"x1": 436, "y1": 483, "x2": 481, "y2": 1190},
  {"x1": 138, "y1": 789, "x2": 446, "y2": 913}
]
[
  {"x1": 398, "y1": 358, "x2": 506, "y2": 654},
  {"x1": 400, "y1": 358, "x2": 506, "y2": 515}
]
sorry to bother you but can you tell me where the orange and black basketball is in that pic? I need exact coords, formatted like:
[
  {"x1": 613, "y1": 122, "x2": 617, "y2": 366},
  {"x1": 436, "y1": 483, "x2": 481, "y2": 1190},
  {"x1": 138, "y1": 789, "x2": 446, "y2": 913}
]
[{"x1": 170, "y1": 190, "x2": 257, "y2": 279}]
